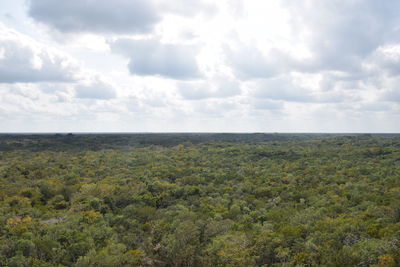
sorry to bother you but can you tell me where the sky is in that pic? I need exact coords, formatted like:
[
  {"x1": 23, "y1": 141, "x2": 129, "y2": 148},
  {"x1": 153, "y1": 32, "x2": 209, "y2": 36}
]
[{"x1": 0, "y1": 0, "x2": 399, "y2": 133}]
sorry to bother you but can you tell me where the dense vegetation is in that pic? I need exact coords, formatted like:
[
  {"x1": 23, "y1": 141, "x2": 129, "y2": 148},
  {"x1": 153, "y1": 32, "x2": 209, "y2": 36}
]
[{"x1": 0, "y1": 134, "x2": 399, "y2": 266}]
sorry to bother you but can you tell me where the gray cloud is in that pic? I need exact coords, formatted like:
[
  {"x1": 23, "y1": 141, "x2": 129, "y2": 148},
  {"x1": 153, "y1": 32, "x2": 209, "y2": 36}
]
[
  {"x1": 384, "y1": 91, "x2": 400, "y2": 102},
  {"x1": 284, "y1": 0, "x2": 400, "y2": 73},
  {"x1": 249, "y1": 76, "x2": 313, "y2": 102},
  {"x1": 357, "y1": 102, "x2": 393, "y2": 112},
  {"x1": 159, "y1": 0, "x2": 217, "y2": 17},
  {"x1": 224, "y1": 44, "x2": 287, "y2": 80},
  {"x1": 178, "y1": 77, "x2": 240, "y2": 100},
  {"x1": 191, "y1": 99, "x2": 239, "y2": 117},
  {"x1": 367, "y1": 45, "x2": 400, "y2": 76},
  {"x1": 0, "y1": 25, "x2": 78, "y2": 83},
  {"x1": 110, "y1": 39, "x2": 201, "y2": 79},
  {"x1": 28, "y1": 0, "x2": 161, "y2": 34},
  {"x1": 249, "y1": 76, "x2": 355, "y2": 103},
  {"x1": 227, "y1": 0, "x2": 400, "y2": 84},
  {"x1": 75, "y1": 81, "x2": 116, "y2": 100},
  {"x1": 379, "y1": 76, "x2": 400, "y2": 102},
  {"x1": 247, "y1": 99, "x2": 284, "y2": 110},
  {"x1": 28, "y1": 0, "x2": 217, "y2": 35},
  {"x1": 318, "y1": 72, "x2": 367, "y2": 92}
]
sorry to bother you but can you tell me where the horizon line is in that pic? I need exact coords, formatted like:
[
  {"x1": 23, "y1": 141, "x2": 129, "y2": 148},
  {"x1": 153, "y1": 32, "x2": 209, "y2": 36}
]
[{"x1": 0, "y1": 132, "x2": 399, "y2": 135}]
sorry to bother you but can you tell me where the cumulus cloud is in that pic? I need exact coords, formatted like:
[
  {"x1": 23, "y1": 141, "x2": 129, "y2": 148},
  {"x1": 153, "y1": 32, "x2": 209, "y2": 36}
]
[
  {"x1": 75, "y1": 80, "x2": 116, "y2": 100},
  {"x1": 283, "y1": 0, "x2": 400, "y2": 72},
  {"x1": 376, "y1": 75, "x2": 400, "y2": 102},
  {"x1": 0, "y1": 24, "x2": 79, "y2": 83},
  {"x1": 27, "y1": 0, "x2": 217, "y2": 35},
  {"x1": 246, "y1": 98, "x2": 284, "y2": 111},
  {"x1": 366, "y1": 45, "x2": 400, "y2": 76},
  {"x1": 317, "y1": 72, "x2": 366, "y2": 91},
  {"x1": 357, "y1": 102, "x2": 394, "y2": 112},
  {"x1": 178, "y1": 76, "x2": 240, "y2": 100},
  {"x1": 221, "y1": 0, "x2": 400, "y2": 119},
  {"x1": 249, "y1": 76, "x2": 314, "y2": 102},
  {"x1": 226, "y1": 0, "x2": 400, "y2": 83},
  {"x1": 0, "y1": 83, "x2": 73, "y2": 120},
  {"x1": 190, "y1": 98, "x2": 240, "y2": 118},
  {"x1": 110, "y1": 38, "x2": 201, "y2": 79},
  {"x1": 2, "y1": 0, "x2": 400, "y2": 132},
  {"x1": 0, "y1": 82, "x2": 130, "y2": 132},
  {"x1": 224, "y1": 44, "x2": 288, "y2": 80},
  {"x1": 28, "y1": 0, "x2": 161, "y2": 34},
  {"x1": 248, "y1": 75, "x2": 357, "y2": 103},
  {"x1": 158, "y1": 0, "x2": 217, "y2": 17},
  {"x1": 383, "y1": 90, "x2": 400, "y2": 102}
]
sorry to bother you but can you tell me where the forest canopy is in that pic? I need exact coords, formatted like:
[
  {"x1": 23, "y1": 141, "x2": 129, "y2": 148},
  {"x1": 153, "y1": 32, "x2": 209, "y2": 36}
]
[{"x1": 0, "y1": 134, "x2": 399, "y2": 266}]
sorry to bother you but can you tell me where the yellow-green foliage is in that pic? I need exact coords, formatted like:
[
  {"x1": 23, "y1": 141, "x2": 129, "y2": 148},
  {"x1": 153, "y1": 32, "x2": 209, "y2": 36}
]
[{"x1": 0, "y1": 134, "x2": 399, "y2": 266}]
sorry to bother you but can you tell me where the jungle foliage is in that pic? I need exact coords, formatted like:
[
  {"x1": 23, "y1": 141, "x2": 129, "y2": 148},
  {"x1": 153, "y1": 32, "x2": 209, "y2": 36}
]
[{"x1": 0, "y1": 134, "x2": 399, "y2": 266}]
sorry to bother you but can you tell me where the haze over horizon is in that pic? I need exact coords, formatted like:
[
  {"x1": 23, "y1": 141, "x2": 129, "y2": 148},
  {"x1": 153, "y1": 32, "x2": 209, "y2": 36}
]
[{"x1": 1, "y1": 0, "x2": 399, "y2": 133}]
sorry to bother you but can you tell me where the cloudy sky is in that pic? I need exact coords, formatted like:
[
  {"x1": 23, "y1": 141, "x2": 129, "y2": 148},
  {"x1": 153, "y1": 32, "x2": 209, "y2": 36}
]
[{"x1": 0, "y1": 0, "x2": 399, "y2": 132}]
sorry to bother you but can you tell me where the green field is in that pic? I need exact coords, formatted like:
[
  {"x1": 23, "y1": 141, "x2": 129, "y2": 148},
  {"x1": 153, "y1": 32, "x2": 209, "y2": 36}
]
[{"x1": 0, "y1": 134, "x2": 399, "y2": 266}]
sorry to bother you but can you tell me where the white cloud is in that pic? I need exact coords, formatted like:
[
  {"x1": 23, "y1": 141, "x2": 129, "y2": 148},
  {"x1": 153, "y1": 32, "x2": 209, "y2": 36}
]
[
  {"x1": 245, "y1": 98, "x2": 284, "y2": 111},
  {"x1": 0, "y1": 23, "x2": 80, "y2": 83},
  {"x1": 282, "y1": 0, "x2": 400, "y2": 72},
  {"x1": 0, "y1": 0, "x2": 399, "y2": 132},
  {"x1": 178, "y1": 76, "x2": 240, "y2": 100}
]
